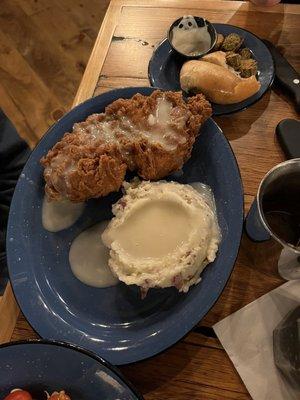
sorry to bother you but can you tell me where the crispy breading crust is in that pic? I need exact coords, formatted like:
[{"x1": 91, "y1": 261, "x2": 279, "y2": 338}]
[{"x1": 41, "y1": 90, "x2": 212, "y2": 202}]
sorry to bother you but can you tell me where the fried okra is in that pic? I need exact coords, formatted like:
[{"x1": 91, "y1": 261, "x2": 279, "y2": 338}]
[
  {"x1": 226, "y1": 52, "x2": 242, "y2": 69},
  {"x1": 213, "y1": 33, "x2": 224, "y2": 50},
  {"x1": 222, "y1": 33, "x2": 243, "y2": 52},
  {"x1": 240, "y1": 59, "x2": 258, "y2": 77},
  {"x1": 239, "y1": 47, "x2": 252, "y2": 60}
]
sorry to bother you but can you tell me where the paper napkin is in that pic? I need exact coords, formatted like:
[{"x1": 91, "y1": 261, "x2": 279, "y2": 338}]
[{"x1": 213, "y1": 281, "x2": 300, "y2": 400}]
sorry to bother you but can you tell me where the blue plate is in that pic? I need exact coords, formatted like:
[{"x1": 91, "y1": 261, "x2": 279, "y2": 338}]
[
  {"x1": 148, "y1": 23, "x2": 275, "y2": 116},
  {"x1": 7, "y1": 87, "x2": 243, "y2": 365},
  {"x1": 0, "y1": 340, "x2": 142, "y2": 399}
]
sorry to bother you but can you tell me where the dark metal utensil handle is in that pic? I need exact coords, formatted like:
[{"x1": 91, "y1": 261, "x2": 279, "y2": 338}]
[
  {"x1": 263, "y1": 39, "x2": 300, "y2": 113},
  {"x1": 276, "y1": 119, "x2": 300, "y2": 159},
  {"x1": 276, "y1": 70, "x2": 300, "y2": 114}
]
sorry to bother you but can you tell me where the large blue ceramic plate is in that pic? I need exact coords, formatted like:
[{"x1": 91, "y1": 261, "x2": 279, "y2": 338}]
[
  {"x1": 7, "y1": 87, "x2": 243, "y2": 365},
  {"x1": 148, "y1": 23, "x2": 275, "y2": 116},
  {"x1": 0, "y1": 340, "x2": 142, "y2": 399}
]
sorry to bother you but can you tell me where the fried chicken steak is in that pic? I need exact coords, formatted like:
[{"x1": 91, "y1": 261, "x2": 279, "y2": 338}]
[{"x1": 41, "y1": 90, "x2": 212, "y2": 202}]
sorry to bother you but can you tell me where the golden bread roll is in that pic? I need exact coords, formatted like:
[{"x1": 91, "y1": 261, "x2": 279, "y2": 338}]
[
  {"x1": 202, "y1": 51, "x2": 228, "y2": 68},
  {"x1": 180, "y1": 59, "x2": 261, "y2": 104}
]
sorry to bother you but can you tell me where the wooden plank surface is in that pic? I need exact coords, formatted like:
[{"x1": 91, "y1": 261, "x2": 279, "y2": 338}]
[
  {"x1": 0, "y1": 284, "x2": 19, "y2": 343},
  {"x1": 7, "y1": 0, "x2": 300, "y2": 399},
  {"x1": 0, "y1": 0, "x2": 110, "y2": 345},
  {"x1": 0, "y1": 0, "x2": 110, "y2": 146}
]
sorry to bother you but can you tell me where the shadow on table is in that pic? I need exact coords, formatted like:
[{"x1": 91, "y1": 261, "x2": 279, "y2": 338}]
[
  {"x1": 202, "y1": 232, "x2": 284, "y2": 326},
  {"x1": 121, "y1": 340, "x2": 191, "y2": 395},
  {"x1": 227, "y1": 2, "x2": 284, "y2": 45},
  {"x1": 215, "y1": 90, "x2": 271, "y2": 142},
  {"x1": 271, "y1": 85, "x2": 298, "y2": 112},
  {"x1": 239, "y1": 232, "x2": 285, "y2": 289}
]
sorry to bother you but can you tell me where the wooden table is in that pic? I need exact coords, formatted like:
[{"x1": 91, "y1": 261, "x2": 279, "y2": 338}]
[{"x1": 3, "y1": 0, "x2": 300, "y2": 398}]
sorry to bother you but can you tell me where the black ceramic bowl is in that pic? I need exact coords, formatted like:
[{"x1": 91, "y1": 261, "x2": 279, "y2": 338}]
[{"x1": 167, "y1": 16, "x2": 217, "y2": 59}]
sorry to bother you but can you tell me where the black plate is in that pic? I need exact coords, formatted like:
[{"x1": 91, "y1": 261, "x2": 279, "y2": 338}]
[{"x1": 148, "y1": 23, "x2": 275, "y2": 116}]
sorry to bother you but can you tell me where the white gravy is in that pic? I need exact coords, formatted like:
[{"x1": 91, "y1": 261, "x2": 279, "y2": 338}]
[
  {"x1": 146, "y1": 97, "x2": 186, "y2": 149},
  {"x1": 42, "y1": 197, "x2": 84, "y2": 232},
  {"x1": 70, "y1": 97, "x2": 186, "y2": 152},
  {"x1": 107, "y1": 199, "x2": 193, "y2": 259},
  {"x1": 69, "y1": 221, "x2": 118, "y2": 288}
]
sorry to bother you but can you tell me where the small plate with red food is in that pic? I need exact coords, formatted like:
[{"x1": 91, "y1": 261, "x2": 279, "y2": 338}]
[{"x1": 0, "y1": 340, "x2": 143, "y2": 400}]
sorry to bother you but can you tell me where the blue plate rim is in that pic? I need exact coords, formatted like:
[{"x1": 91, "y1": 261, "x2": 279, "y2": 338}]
[
  {"x1": 6, "y1": 87, "x2": 244, "y2": 365},
  {"x1": 0, "y1": 339, "x2": 144, "y2": 399},
  {"x1": 148, "y1": 23, "x2": 275, "y2": 116}
]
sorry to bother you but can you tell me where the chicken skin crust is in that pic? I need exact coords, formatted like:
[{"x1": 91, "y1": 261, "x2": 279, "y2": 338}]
[{"x1": 41, "y1": 90, "x2": 212, "y2": 202}]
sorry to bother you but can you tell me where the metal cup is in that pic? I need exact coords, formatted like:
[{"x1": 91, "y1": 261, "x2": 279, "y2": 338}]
[{"x1": 245, "y1": 158, "x2": 300, "y2": 280}]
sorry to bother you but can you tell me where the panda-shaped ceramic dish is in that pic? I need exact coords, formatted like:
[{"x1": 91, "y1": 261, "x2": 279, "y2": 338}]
[
  {"x1": 167, "y1": 16, "x2": 217, "y2": 58},
  {"x1": 149, "y1": 22, "x2": 274, "y2": 116}
]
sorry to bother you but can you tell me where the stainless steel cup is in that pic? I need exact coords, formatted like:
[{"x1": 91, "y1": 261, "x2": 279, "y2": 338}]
[{"x1": 245, "y1": 158, "x2": 300, "y2": 280}]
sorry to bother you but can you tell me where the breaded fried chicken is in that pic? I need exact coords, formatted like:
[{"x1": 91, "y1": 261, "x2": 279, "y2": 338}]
[{"x1": 41, "y1": 90, "x2": 211, "y2": 202}]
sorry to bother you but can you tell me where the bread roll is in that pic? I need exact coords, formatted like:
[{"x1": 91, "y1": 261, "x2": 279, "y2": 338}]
[
  {"x1": 202, "y1": 51, "x2": 228, "y2": 68},
  {"x1": 180, "y1": 59, "x2": 261, "y2": 104}
]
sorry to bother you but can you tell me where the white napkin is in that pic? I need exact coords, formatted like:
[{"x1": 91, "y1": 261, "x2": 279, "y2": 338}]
[{"x1": 213, "y1": 281, "x2": 300, "y2": 400}]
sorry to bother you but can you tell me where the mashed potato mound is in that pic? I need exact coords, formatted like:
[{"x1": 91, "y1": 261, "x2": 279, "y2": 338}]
[{"x1": 102, "y1": 180, "x2": 221, "y2": 295}]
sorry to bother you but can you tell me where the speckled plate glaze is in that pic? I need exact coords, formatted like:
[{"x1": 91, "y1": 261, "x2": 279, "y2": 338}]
[
  {"x1": 148, "y1": 23, "x2": 275, "y2": 116},
  {"x1": 0, "y1": 340, "x2": 142, "y2": 399},
  {"x1": 7, "y1": 87, "x2": 243, "y2": 365}
]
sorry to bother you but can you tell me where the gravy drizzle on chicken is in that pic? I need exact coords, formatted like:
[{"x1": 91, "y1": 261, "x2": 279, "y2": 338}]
[{"x1": 41, "y1": 90, "x2": 211, "y2": 202}]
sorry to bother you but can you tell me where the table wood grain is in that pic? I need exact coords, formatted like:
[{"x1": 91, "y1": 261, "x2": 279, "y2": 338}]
[
  {"x1": 7, "y1": 0, "x2": 300, "y2": 398},
  {"x1": 0, "y1": 0, "x2": 110, "y2": 344}
]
